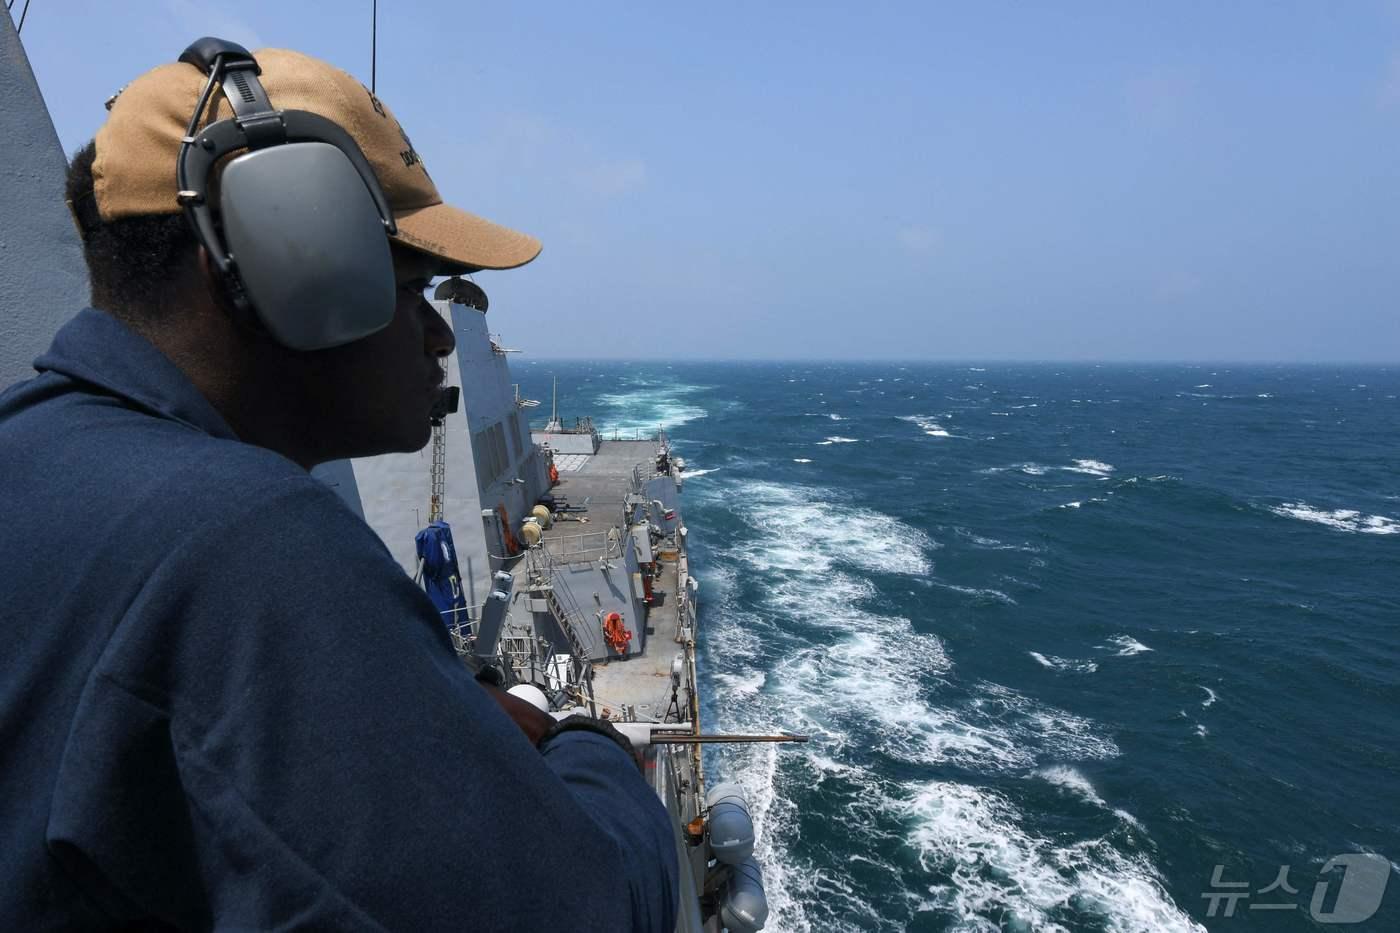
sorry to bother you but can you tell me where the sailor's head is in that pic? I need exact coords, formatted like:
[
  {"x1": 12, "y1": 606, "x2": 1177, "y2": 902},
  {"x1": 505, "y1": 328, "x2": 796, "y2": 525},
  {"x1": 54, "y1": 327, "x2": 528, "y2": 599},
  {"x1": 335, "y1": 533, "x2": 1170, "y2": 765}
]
[{"x1": 65, "y1": 41, "x2": 540, "y2": 466}]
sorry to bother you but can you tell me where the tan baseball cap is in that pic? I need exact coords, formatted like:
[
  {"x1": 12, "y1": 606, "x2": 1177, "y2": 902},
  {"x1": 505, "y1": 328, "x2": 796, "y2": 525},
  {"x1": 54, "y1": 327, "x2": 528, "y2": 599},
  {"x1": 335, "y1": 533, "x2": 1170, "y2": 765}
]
[{"x1": 93, "y1": 48, "x2": 540, "y2": 273}]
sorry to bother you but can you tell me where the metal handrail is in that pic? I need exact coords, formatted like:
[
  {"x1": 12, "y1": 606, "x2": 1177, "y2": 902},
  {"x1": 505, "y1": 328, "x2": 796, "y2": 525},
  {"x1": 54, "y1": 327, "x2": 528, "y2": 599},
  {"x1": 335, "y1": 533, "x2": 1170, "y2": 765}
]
[
  {"x1": 523, "y1": 545, "x2": 598, "y2": 711},
  {"x1": 541, "y1": 529, "x2": 622, "y2": 563}
]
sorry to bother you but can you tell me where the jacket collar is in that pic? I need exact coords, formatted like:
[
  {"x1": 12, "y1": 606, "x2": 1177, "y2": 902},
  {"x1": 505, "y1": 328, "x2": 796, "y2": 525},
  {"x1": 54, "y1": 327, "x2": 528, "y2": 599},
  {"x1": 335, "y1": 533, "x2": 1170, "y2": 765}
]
[{"x1": 34, "y1": 308, "x2": 239, "y2": 441}]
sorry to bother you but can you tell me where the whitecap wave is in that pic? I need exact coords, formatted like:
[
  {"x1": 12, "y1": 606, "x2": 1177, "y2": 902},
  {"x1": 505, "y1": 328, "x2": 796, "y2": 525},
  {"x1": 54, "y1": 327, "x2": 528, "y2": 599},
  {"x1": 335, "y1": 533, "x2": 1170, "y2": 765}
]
[
  {"x1": 816, "y1": 436, "x2": 860, "y2": 445},
  {"x1": 1029, "y1": 652, "x2": 1099, "y2": 674},
  {"x1": 898, "y1": 414, "x2": 954, "y2": 438},
  {"x1": 1036, "y1": 767, "x2": 1142, "y2": 823},
  {"x1": 931, "y1": 581, "x2": 1017, "y2": 605},
  {"x1": 959, "y1": 530, "x2": 1037, "y2": 552},
  {"x1": 1036, "y1": 764, "x2": 1107, "y2": 808},
  {"x1": 679, "y1": 467, "x2": 720, "y2": 478},
  {"x1": 1199, "y1": 686, "x2": 1217, "y2": 708},
  {"x1": 1101, "y1": 635, "x2": 1153, "y2": 656},
  {"x1": 1065, "y1": 459, "x2": 1116, "y2": 477},
  {"x1": 1268, "y1": 502, "x2": 1399, "y2": 535},
  {"x1": 792, "y1": 458, "x2": 812, "y2": 464}
]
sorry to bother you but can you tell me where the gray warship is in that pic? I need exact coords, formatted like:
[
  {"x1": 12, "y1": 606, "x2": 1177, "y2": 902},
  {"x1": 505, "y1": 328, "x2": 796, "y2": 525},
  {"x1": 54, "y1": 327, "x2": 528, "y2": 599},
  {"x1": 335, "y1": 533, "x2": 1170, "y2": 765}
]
[{"x1": 1, "y1": 12, "x2": 799, "y2": 931}]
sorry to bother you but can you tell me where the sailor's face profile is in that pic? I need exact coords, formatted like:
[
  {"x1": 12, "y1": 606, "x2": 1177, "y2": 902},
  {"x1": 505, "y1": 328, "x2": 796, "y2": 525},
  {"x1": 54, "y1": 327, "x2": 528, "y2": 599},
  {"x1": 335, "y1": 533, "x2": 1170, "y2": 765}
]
[{"x1": 301, "y1": 244, "x2": 455, "y2": 459}]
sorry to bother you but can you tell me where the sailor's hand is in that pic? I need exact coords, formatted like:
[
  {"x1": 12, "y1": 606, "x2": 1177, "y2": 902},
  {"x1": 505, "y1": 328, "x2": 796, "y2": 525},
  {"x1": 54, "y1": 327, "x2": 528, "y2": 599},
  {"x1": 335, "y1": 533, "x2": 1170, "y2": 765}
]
[{"x1": 479, "y1": 681, "x2": 554, "y2": 746}]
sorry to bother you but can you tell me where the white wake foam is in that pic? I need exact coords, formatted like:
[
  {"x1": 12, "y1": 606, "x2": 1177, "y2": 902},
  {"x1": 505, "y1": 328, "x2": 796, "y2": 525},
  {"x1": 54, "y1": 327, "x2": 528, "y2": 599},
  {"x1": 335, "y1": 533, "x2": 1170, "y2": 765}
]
[
  {"x1": 904, "y1": 781, "x2": 1205, "y2": 932},
  {"x1": 1268, "y1": 502, "x2": 1399, "y2": 535},
  {"x1": 729, "y1": 481, "x2": 934, "y2": 576},
  {"x1": 699, "y1": 480, "x2": 1194, "y2": 931},
  {"x1": 705, "y1": 484, "x2": 948, "y2": 930},
  {"x1": 714, "y1": 669, "x2": 767, "y2": 698},
  {"x1": 680, "y1": 467, "x2": 720, "y2": 478},
  {"x1": 595, "y1": 380, "x2": 708, "y2": 434}
]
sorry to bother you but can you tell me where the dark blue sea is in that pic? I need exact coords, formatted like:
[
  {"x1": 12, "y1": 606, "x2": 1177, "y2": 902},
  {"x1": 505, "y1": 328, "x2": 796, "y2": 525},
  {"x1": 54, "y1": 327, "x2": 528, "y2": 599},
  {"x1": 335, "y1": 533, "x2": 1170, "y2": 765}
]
[{"x1": 517, "y1": 361, "x2": 1399, "y2": 932}]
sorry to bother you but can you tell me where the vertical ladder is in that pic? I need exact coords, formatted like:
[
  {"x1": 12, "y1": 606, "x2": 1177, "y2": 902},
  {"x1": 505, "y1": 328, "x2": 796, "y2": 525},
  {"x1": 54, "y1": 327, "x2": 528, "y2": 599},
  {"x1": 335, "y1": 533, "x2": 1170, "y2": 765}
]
[
  {"x1": 541, "y1": 586, "x2": 590, "y2": 663},
  {"x1": 428, "y1": 356, "x2": 448, "y2": 522}
]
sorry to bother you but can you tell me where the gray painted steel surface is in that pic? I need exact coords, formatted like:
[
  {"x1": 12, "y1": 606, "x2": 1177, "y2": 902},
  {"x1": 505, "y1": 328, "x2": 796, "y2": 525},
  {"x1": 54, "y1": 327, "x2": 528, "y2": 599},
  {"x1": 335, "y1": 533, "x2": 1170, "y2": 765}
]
[{"x1": 0, "y1": 15, "x2": 88, "y2": 390}]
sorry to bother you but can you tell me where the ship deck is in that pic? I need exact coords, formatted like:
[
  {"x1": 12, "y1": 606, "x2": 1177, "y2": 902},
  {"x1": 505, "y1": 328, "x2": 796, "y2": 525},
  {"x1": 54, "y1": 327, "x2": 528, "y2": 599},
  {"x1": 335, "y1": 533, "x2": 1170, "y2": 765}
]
[{"x1": 527, "y1": 438, "x2": 690, "y2": 724}]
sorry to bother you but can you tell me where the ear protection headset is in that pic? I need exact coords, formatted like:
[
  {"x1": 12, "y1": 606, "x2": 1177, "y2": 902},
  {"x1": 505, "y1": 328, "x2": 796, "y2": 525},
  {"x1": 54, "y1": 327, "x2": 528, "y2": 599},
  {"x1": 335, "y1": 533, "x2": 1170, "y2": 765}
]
[{"x1": 175, "y1": 37, "x2": 398, "y2": 351}]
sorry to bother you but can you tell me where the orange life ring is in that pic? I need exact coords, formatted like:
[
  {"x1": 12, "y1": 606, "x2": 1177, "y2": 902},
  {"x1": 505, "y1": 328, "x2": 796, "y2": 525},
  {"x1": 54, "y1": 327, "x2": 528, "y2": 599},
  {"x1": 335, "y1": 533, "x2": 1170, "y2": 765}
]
[
  {"x1": 603, "y1": 611, "x2": 633, "y2": 656},
  {"x1": 548, "y1": 463, "x2": 560, "y2": 485}
]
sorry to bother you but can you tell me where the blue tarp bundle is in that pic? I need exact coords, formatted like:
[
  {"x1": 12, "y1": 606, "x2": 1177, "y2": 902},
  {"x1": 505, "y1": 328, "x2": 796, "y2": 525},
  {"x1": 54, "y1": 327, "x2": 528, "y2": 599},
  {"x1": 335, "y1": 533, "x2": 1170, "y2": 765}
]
[{"x1": 415, "y1": 521, "x2": 467, "y2": 630}]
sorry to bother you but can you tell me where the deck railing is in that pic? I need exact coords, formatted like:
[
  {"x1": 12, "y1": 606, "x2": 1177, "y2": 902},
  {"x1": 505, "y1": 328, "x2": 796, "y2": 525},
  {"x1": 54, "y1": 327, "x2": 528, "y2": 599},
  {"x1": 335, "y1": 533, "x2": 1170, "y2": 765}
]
[{"x1": 541, "y1": 528, "x2": 622, "y2": 563}]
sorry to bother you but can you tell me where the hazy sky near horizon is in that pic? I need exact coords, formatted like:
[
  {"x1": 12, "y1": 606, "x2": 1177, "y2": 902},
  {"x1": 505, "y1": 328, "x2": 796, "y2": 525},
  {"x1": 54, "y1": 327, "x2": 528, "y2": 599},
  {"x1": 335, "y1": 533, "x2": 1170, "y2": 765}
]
[{"x1": 16, "y1": 1, "x2": 1400, "y2": 361}]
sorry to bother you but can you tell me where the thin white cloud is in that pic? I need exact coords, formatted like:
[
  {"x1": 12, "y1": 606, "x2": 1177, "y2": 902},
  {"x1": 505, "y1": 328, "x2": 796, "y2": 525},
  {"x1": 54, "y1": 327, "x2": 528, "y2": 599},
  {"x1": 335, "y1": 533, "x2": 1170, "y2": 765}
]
[
  {"x1": 1124, "y1": 67, "x2": 1197, "y2": 133},
  {"x1": 456, "y1": 111, "x2": 648, "y2": 201},
  {"x1": 898, "y1": 224, "x2": 942, "y2": 254},
  {"x1": 162, "y1": 0, "x2": 266, "y2": 51},
  {"x1": 1154, "y1": 270, "x2": 1202, "y2": 303},
  {"x1": 1379, "y1": 51, "x2": 1400, "y2": 109},
  {"x1": 574, "y1": 157, "x2": 647, "y2": 199}
]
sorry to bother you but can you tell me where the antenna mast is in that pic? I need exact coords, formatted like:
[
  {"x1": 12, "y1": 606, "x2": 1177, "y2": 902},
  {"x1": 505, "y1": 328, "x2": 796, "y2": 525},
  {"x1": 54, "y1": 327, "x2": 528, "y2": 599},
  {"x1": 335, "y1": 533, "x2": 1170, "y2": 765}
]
[
  {"x1": 370, "y1": 0, "x2": 378, "y2": 93},
  {"x1": 545, "y1": 376, "x2": 563, "y2": 432}
]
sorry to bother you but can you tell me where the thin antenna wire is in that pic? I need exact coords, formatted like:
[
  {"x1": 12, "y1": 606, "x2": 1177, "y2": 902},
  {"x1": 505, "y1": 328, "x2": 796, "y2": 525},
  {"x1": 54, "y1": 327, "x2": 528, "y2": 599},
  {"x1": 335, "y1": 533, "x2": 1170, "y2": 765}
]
[
  {"x1": 16, "y1": 0, "x2": 33, "y2": 34},
  {"x1": 370, "y1": 0, "x2": 377, "y2": 93}
]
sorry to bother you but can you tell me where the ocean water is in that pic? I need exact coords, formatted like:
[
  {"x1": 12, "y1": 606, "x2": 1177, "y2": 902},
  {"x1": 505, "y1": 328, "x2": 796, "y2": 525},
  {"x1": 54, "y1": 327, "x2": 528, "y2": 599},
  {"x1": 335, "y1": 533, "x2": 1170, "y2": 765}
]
[{"x1": 516, "y1": 361, "x2": 1399, "y2": 932}]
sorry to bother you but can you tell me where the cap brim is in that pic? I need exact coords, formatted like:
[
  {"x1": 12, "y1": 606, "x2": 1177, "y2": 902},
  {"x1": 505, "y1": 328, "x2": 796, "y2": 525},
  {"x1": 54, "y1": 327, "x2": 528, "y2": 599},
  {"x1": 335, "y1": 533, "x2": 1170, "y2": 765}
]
[{"x1": 390, "y1": 202, "x2": 542, "y2": 274}]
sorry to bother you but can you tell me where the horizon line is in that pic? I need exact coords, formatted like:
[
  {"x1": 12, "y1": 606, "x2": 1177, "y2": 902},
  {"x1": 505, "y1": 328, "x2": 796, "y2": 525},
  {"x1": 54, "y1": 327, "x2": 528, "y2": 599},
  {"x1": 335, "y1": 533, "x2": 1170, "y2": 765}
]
[{"x1": 511, "y1": 357, "x2": 1398, "y2": 366}]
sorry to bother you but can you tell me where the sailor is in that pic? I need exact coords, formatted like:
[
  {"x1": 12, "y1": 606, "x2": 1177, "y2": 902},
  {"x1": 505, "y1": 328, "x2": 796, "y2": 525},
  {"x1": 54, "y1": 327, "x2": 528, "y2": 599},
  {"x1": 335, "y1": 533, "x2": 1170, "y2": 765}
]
[{"x1": 0, "y1": 41, "x2": 677, "y2": 930}]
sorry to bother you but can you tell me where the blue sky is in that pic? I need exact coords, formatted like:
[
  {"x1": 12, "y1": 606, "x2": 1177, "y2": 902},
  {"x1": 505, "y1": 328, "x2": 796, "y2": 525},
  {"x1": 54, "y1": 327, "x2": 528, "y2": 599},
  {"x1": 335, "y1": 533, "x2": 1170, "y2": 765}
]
[{"x1": 16, "y1": 1, "x2": 1400, "y2": 360}]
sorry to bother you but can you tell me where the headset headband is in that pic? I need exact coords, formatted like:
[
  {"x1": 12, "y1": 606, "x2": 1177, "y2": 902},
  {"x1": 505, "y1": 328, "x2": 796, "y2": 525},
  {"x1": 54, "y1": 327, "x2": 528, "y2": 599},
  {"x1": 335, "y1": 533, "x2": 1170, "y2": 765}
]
[
  {"x1": 170, "y1": 38, "x2": 401, "y2": 351},
  {"x1": 175, "y1": 39, "x2": 397, "y2": 282}
]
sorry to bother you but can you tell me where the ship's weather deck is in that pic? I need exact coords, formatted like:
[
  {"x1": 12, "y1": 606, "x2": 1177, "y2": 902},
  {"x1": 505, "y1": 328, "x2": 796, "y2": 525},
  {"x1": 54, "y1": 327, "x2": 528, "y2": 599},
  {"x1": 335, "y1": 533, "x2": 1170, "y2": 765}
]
[{"x1": 515, "y1": 438, "x2": 690, "y2": 724}]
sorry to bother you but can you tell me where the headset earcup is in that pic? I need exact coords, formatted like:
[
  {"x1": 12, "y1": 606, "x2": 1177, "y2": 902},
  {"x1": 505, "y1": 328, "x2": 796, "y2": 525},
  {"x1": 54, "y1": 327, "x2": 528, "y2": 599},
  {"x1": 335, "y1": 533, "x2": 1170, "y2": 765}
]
[{"x1": 218, "y1": 142, "x2": 395, "y2": 351}]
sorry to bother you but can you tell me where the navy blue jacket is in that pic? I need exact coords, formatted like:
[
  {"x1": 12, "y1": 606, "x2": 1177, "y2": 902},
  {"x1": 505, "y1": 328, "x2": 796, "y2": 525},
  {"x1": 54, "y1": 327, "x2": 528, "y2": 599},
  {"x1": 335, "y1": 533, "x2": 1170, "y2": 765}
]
[{"x1": 0, "y1": 309, "x2": 678, "y2": 931}]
